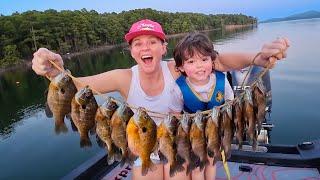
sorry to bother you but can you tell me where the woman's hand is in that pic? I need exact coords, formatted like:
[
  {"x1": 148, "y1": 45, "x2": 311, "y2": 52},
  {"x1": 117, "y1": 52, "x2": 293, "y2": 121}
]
[
  {"x1": 32, "y1": 48, "x2": 64, "y2": 78},
  {"x1": 256, "y1": 37, "x2": 290, "y2": 68}
]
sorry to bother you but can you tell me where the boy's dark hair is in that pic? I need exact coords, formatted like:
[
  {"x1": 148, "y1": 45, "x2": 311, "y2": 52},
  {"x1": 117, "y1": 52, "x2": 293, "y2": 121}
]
[{"x1": 173, "y1": 32, "x2": 218, "y2": 76}]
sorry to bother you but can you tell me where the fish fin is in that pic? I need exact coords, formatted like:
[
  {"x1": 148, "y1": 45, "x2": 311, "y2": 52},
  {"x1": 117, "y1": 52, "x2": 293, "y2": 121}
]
[
  {"x1": 169, "y1": 160, "x2": 185, "y2": 177},
  {"x1": 238, "y1": 141, "x2": 243, "y2": 150},
  {"x1": 141, "y1": 159, "x2": 156, "y2": 176},
  {"x1": 44, "y1": 102, "x2": 53, "y2": 118},
  {"x1": 158, "y1": 151, "x2": 168, "y2": 164},
  {"x1": 225, "y1": 149, "x2": 231, "y2": 160},
  {"x1": 152, "y1": 142, "x2": 159, "y2": 154},
  {"x1": 190, "y1": 151, "x2": 199, "y2": 164},
  {"x1": 70, "y1": 119, "x2": 78, "y2": 132},
  {"x1": 95, "y1": 135, "x2": 105, "y2": 148},
  {"x1": 89, "y1": 126, "x2": 96, "y2": 135},
  {"x1": 212, "y1": 158, "x2": 218, "y2": 166},
  {"x1": 214, "y1": 149, "x2": 222, "y2": 162},
  {"x1": 252, "y1": 140, "x2": 258, "y2": 152},
  {"x1": 65, "y1": 114, "x2": 71, "y2": 120}
]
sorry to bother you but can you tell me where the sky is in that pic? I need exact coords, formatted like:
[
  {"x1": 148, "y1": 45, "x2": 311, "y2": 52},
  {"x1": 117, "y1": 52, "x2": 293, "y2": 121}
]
[{"x1": 0, "y1": 0, "x2": 320, "y2": 21}]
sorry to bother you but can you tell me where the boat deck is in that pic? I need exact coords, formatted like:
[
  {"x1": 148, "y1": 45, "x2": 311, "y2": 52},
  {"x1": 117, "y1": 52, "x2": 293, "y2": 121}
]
[
  {"x1": 100, "y1": 161, "x2": 320, "y2": 180},
  {"x1": 63, "y1": 140, "x2": 320, "y2": 180}
]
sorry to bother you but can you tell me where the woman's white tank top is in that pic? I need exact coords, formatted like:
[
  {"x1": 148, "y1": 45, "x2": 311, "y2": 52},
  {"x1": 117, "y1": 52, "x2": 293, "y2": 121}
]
[{"x1": 127, "y1": 61, "x2": 175, "y2": 125}]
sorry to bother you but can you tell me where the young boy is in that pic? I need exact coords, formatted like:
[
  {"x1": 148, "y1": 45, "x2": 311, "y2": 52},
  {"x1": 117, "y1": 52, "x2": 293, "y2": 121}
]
[
  {"x1": 171, "y1": 32, "x2": 234, "y2": 113},
  {"x1": 170, "y1": 32, "x2": 234, "y2": 179}
]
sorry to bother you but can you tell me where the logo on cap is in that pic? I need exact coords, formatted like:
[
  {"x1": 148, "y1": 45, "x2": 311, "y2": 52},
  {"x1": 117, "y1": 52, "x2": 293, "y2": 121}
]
[{"x1": 139, "y1": 23, "x2": 154, "y2": 31}]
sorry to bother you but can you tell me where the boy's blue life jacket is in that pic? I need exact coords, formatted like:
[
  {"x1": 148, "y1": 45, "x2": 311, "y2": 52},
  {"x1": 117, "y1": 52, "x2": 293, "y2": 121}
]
[{"x1": 176, "y1": 71, "x2": 225, "y2": 113}]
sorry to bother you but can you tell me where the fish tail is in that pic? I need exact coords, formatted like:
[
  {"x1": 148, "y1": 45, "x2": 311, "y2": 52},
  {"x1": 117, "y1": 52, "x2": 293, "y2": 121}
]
[
  {"x1": 54, "y1": 117, "x2": 68, "y2": 134},
  {"x1": 80, "y1": 136, "x2": 92, "y2": 147},
  {"x1": 124, "y1": 148, "x2": 137, "y2": 166},
  {"x1": 119, "y1": 147, "x2": 127, "y2": 167},
  {"x1": 141, "y1": 158, "x2": 156, "y2": 176},
  {"x1": 107, "y1": 151, "x2": 116, "y2": 165},
  {"x1": 120, "y1": 148, "x2": 129, "y2": 167},
  {"x1": 199, "y1": 157, "x2": 209, "y2": 172},
  {"x1": 189, "y1": 151, "x2": 200, "y2": 170},
  {"x1": 238, "y1": 141, "x2": 243, "y2": 150},
  {"x1": 114, "y1": 145, "x2": 122, "y2": 162},
  {"x1": 80, "y1": 134, "x2": 92, "y2": 147},
  {"x1": 107, "y1": 144, "x2": 120, "y2": 165},
  {"x1": 186, "y1": 163, "x2": 195, "y2": 175},
  {"x1": 54, "y1": 123, "x2": 68, "y2": 134},
  {"x1": 169, "y1": 160, "x2": 185, "y2": 177},
  {"x1": 252, "y1": 139, "x2": 258, "y2": 151}
]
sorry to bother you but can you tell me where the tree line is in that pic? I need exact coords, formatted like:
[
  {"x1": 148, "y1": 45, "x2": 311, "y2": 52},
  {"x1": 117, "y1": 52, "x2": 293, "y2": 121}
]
[{"x1": 0, "y1": 8, "x2": 257, "y2": 67}]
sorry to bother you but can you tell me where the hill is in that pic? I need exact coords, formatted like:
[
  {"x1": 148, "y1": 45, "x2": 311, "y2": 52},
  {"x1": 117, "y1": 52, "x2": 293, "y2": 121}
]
[{"x1": 260, "y1": 10, "x2": 320, "y2": 23}]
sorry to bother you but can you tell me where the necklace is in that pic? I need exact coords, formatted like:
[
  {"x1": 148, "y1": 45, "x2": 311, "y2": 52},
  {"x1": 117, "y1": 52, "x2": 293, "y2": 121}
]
[{"x1": 185, "y1": 76, "x2": 215, "y2": 102}]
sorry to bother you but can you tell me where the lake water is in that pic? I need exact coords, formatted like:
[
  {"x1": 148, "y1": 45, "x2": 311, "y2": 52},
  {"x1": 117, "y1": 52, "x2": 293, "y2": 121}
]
[{"x1": 0, "y1": 18, "x2": 319, "y2": 179}]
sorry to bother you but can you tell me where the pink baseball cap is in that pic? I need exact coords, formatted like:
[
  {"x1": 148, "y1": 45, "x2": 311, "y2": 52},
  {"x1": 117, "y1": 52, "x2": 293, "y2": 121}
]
[{"x1": 125, "y1": 19, "x2": 166, "y2": 43}]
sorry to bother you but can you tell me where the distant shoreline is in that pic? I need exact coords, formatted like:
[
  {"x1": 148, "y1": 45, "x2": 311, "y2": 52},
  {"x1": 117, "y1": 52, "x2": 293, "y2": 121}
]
[{"x1": 0, "y1": 24, "x2": 254, "y2": 76}]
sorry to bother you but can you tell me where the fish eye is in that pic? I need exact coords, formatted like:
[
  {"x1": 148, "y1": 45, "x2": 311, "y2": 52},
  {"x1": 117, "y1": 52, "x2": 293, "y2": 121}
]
[
  {"x1": 82, "y1": 105, "x2": 86, "y2": 109},
  {"x1": 142, "y1": 127, "x2": 147, "y2": 133},
  {"x1": 60, "y1": 88, "x2": 65, "y2": 94}
]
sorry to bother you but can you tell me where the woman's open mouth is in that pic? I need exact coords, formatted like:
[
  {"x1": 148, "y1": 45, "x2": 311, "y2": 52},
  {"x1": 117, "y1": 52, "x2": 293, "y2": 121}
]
[{"x1": 141, "y1": 55, "x2": 153, "y2": 65}]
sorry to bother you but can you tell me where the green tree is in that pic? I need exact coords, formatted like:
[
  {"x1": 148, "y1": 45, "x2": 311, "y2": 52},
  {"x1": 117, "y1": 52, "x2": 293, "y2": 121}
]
[{"x1": 0, "y1": 45, "x2": 21, "y2": 67}]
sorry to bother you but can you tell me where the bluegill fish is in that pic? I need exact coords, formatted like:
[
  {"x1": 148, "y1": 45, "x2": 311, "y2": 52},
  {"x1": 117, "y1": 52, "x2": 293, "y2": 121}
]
[
  {"x1": 233, "y1": 97, "x2": 245, "y2": 149},
  {"x1": 95, "y1": 97, "x2": 121, "y2": 164},
  {"x1": 243, "y1": 88, "x2": 257, "y2": 150},
  {"x1": 126, "y1": 107, "x2": 157, "y2": 176},
  {"x1": 205, "y1": 107, "x2": 221, "y2": 164},
  {"x1": 190, "y1": 111, "x2": 208, "y2": 171},
  {"x1": 176, "y1": 113, "x2": 197, "y2": 175},
  {"x1": 220, "y1": 103, "x2": 234, "y2": 159},
  {"x1": 46, "y1": 70, "x2": 77, "y2": 134},
  {"x1": 111, "y1": 102, "x2": 136, "y2": 166},
  {"x1": 71, "y1": 86, "x2": 98, "y2": 147},
  {"x1": 157, "y1": 114, "x2": 184, "y2": 177},
  {"x1": 253, "y1": 78, "x2": 267, "y2": 133}
]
